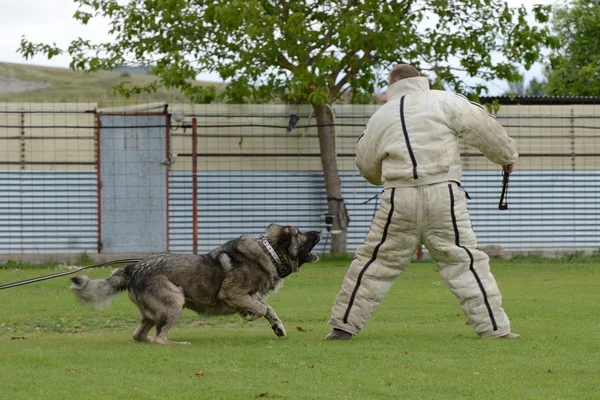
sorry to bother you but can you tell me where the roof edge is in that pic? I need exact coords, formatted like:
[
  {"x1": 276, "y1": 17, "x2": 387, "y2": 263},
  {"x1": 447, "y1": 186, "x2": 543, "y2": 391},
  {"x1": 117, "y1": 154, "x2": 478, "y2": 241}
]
[{"x1": 479, "y1": 96, "x2": 600, "y2": 105}]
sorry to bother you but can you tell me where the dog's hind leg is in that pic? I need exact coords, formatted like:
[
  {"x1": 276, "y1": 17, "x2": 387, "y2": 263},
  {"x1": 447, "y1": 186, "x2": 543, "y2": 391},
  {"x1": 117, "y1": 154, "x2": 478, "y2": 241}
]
[
  {"x1": 153, "y1": 310, "x2": 189, "y2": 345},
  {"x1": 141, "y1": 276, "x2": 189, "y2": 345},
  {"x1": 133, "y1": 317, "x2": 155, "y2": 342}
]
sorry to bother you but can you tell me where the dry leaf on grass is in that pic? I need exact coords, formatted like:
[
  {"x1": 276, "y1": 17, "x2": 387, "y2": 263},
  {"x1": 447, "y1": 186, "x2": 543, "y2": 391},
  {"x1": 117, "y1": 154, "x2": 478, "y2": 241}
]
[{"x1": 296, "y1": 326, "x2": 311, "y2": 332}]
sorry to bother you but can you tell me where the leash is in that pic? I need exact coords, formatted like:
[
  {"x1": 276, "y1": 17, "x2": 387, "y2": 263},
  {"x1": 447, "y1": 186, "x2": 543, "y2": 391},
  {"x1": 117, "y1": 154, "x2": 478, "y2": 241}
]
[
  {"x1": 0, "y1": 258, "x2": 142, "y2": 291},
  {"x1": 498, "y1": 170, "x2": 510, "y2": 210}
]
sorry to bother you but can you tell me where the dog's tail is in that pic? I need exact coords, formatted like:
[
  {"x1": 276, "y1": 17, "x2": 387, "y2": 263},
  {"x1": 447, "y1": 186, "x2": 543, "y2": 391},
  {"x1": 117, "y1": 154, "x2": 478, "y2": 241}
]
[{"x1": 70, "y1": 266, "x2": 130, "y2": 309}]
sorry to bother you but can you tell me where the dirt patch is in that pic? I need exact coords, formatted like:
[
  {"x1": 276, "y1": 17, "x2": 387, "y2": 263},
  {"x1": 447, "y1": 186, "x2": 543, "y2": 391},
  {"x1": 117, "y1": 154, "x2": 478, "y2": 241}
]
[{"x1": 0, "y1": 77, "x2": 51, "y2": 93}]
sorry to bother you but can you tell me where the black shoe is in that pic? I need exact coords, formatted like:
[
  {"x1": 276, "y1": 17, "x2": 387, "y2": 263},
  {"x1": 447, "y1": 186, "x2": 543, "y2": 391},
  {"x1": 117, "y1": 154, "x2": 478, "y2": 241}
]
[{"x1": 324, "y1": 328, "x2": 353, "y2": 341}]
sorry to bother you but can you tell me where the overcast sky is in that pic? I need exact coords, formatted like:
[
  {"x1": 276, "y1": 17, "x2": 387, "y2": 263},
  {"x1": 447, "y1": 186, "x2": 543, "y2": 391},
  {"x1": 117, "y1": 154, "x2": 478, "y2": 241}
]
[{"x1": 0, "y1": 0, "x2": 556, "y2": 96}]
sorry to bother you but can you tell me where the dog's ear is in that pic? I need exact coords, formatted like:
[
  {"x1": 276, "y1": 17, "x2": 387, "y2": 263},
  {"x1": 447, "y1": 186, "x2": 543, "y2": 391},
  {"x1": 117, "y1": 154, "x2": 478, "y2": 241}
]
[
  {"x1": 278, "y1": 229, "x2": 291, "y2": 248},
  {"x1": 265, "y1": 224, "x2": 283, "y2": 236}
]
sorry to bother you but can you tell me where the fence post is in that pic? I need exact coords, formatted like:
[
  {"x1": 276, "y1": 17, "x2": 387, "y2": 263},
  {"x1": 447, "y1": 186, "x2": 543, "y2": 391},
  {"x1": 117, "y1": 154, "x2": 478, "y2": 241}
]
[
  {"x1": 192, "y1": 118, "x2": 198, "y2": 255},
  {"x1": 95, "y1": 113, "x2": 103, "y2": 253},
  {"x1": 570, "y1": 105, "x2": 575, "y2": 171}
]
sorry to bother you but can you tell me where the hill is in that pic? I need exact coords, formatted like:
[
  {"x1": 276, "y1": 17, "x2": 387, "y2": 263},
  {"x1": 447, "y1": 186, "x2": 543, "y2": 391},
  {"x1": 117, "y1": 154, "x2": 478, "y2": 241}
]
[{"x1": 0, "y1": 62, "x2": 224, "y2": 106}]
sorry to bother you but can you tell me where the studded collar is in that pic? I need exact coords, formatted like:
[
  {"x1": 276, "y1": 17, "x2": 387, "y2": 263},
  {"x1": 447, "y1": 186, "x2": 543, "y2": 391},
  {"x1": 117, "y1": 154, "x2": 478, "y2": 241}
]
[{"x1": 256, "y1": 235, "x2": 292, "y2": 278}]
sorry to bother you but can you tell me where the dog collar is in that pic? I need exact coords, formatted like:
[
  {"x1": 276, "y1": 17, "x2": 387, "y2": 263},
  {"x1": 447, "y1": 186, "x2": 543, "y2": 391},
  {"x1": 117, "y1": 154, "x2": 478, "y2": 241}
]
[{"x1": 257, "y1": 235, "x2": 292, "y2": 278}]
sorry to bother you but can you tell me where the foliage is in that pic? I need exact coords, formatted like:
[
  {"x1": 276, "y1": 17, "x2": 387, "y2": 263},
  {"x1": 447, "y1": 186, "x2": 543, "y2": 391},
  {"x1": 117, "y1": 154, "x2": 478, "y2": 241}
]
[
  {"x1": 526, "y1": 77, "x2": 547, "y2": 96},
  {"x1": 544, "y1": 0, "x2": 600, "y2": 95},
  {"x1": 503, "y1": 74, "x2": 547, "y2": 96},
  {"x1": 18, "y1": 0, "x2": 557, "y2": 103},
  {"x1": 76, "y1": 251, "x2": 95, "y2": 266}
]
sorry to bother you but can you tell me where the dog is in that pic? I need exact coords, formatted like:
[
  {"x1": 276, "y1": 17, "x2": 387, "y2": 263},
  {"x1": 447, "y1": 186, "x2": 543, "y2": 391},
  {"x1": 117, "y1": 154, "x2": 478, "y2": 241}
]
[{"x1": 70, "y1": 224, "x2": 321, "y2": 344}]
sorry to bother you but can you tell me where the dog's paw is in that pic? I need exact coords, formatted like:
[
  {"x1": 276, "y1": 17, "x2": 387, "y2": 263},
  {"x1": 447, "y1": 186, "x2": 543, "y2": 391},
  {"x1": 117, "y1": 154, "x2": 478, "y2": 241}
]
[
  {"x1": 239, "y1": 311, "x2": 260, "y2": 321},
  {"x1": 272, "y1": 323, "x2": 286, "y2": 338}
]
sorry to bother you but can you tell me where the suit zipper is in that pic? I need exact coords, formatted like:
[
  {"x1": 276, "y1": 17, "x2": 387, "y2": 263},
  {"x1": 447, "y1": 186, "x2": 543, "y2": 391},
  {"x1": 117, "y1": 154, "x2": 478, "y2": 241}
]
[{"x1": 400, "y1": 95, "x2": 418, "y2": 179}]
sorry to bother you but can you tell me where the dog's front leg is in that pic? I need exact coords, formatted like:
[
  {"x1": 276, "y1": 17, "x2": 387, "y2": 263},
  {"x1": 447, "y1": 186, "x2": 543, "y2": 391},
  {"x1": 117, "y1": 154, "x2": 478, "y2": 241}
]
[
  {"x1": 263, "y1": 303, "x2": 286, "y2": 338},
  {"x1": 239, "y1": 310, "x2": 261, "y2": 321},
  {"x1": 219, "y1": 291, "x2": 286, "y2": 337},
  {"x1": 219, "y1": 278, "x2": 286, "y2": 337}
]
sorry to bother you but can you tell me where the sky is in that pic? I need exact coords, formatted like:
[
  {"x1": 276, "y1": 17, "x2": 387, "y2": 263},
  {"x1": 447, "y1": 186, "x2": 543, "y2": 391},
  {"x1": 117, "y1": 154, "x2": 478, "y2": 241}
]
[{"x1": 0, "y1": 0, "x2": 556, "y2": 96}]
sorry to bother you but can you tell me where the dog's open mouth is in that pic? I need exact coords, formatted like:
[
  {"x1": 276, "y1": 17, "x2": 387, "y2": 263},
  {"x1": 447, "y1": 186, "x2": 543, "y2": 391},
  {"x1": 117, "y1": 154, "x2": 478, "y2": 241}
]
[
  {"x1": 305, "y1": 233, "x2": 321, "y2": 263},
  {"x1": 306, "y1": 252, "x2": 319, "y2": 263}
]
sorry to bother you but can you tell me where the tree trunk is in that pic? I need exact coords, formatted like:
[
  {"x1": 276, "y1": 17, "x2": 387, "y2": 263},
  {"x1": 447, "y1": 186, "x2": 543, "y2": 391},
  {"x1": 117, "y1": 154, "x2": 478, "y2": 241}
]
[{"x1": 313, "y1": 103, "x2": 349, "y2": 256}]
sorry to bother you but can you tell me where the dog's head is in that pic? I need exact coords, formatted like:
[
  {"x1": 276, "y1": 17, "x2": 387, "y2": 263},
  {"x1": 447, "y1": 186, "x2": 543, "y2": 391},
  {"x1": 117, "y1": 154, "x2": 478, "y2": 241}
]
[{"x1": 264, "y1": 224, "x2": 321, "y2": 272}]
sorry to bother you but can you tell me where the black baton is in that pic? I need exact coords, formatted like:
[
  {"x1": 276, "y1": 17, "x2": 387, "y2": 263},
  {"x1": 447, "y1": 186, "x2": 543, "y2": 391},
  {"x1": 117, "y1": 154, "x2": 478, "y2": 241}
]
[{"x1": 498, "y1": 170, "x2": 509, "y2": 210}]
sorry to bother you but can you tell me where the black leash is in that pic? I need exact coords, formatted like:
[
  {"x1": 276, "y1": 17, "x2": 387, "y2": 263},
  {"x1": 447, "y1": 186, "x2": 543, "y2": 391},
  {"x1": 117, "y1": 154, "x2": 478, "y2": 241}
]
[{"x1": 0, "y1": 258, "x2": 142, "y2": 291}]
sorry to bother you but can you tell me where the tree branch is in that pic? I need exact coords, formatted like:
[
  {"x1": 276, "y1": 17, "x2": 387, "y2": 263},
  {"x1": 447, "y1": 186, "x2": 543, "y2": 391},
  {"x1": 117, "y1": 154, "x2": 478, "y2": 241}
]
[{"x1": 330, "y1": 41, "x2": 377, "y2": 98}]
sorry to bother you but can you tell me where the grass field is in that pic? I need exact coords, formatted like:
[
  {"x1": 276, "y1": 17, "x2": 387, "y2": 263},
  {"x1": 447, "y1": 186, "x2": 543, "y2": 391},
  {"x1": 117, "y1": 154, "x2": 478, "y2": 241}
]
[{"x1": 0, "y1": 257, "x2": 598, "y2": 399}]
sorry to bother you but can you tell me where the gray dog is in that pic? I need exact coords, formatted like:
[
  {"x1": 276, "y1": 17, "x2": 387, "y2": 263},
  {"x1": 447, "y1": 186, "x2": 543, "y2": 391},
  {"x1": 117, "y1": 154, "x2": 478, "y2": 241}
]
[{"x1": 70, "y1": 224, "x2": 321, "y2": 344}]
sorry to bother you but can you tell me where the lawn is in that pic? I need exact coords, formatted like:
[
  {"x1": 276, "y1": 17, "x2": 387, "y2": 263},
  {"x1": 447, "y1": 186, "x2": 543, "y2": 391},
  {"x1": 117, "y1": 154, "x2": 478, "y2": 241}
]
[{"x1": 0, "y1": 257, "x2": 598, "y2": 400}]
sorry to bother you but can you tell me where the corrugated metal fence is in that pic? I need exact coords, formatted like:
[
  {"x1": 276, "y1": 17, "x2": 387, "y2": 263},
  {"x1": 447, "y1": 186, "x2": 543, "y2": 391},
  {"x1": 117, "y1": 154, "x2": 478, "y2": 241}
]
[
  {"x1": 0, "y1": 171, "x2": 97, "y2": 252},
  {"x1": 2, "y1": 170, "x2": 599, "y2": 254},
  {"x1": 1, "y1": 101, "x2": 600, "y2": 256}
]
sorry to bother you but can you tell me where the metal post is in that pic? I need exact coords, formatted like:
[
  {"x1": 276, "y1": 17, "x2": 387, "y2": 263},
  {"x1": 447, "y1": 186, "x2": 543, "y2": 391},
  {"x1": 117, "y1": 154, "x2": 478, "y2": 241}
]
[
  {"x1": 192, "y1": 118, "x2": 198, "y2": 255},
  {"x1": 165, "y1": 113, "x2": 171, "y2": 253},
  {"x1": 96, "y1": 113, "x2": 103, "y2": 253}
]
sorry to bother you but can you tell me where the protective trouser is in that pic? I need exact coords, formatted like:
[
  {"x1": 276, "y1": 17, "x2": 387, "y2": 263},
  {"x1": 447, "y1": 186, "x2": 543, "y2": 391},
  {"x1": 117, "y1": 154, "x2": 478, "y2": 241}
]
[{"x1": 329, "y1": 181, "x2": 511, "y2": 338}]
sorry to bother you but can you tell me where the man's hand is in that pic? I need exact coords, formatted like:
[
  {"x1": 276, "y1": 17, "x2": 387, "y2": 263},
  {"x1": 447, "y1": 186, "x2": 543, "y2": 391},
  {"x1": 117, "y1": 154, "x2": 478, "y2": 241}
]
[{"x1": 503, "y1": 163, "x2": 515, "y2": 174}]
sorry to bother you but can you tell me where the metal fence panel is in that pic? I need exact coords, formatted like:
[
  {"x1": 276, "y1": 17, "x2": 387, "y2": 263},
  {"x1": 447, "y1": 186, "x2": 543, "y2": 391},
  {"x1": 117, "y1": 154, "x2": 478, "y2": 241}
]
[
  {"x1": 0, "y1": 171, "x2": 97, "y2": 253},
  {"x1": 168, "y1": 170, "x2": 600, "y2": 253}
]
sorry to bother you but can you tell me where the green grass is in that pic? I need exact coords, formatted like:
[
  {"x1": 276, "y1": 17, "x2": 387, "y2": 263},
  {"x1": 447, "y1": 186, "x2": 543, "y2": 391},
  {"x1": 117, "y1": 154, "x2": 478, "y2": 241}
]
[
  {"x1": 0, "y1": 62, "x2": 223, "y2": 105},
  {"x1": 0, "y1": 258, "x2": 599, "y2": 400}
]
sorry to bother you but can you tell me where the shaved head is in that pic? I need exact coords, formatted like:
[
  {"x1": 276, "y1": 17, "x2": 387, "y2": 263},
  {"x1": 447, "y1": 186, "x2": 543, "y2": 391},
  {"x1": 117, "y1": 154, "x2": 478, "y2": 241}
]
[{"x1": 388, "y1": 64, "x2": 420, "y2": 85}]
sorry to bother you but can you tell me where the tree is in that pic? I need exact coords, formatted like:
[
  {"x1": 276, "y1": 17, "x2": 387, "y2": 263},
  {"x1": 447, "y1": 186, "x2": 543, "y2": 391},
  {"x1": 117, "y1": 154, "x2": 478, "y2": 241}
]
[
  {"x1": 19, "y1": 0, "x2": 557, "y2": 255},
  {"x1": 503, "y1": 74, "x2": 547, "y2": 96},
  {"x1": 527, "y1": 77, "x2": 547, "y2": 96},
  {"x1": 544, "y1": 0, "x2": 600, "y2": 95},
  {"x1": 504, "y1": 77, "x2": 527, "y2": 96}
]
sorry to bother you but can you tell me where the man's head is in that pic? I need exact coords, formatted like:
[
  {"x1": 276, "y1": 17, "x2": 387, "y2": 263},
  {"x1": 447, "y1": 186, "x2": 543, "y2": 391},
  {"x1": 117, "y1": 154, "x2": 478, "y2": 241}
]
[{"x1": 388, "y1": 64, "x2": 420, "y2": 85}]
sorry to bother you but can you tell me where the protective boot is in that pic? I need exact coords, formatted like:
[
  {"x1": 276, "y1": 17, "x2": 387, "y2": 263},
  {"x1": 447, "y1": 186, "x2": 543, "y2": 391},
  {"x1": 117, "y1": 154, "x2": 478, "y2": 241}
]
[
  {"x1": 324, "y1": 328, "x2": 353, "y2": 341},
  {"x1": 498, "y1": 332, "x2": 521, "y2": 339}
]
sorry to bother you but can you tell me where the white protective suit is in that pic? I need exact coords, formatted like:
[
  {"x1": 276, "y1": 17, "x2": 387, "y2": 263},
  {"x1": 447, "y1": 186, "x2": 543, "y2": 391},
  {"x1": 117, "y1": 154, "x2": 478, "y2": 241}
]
[{"x1": 329, "y1": 76, "x2": 519, "y2": 338}]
